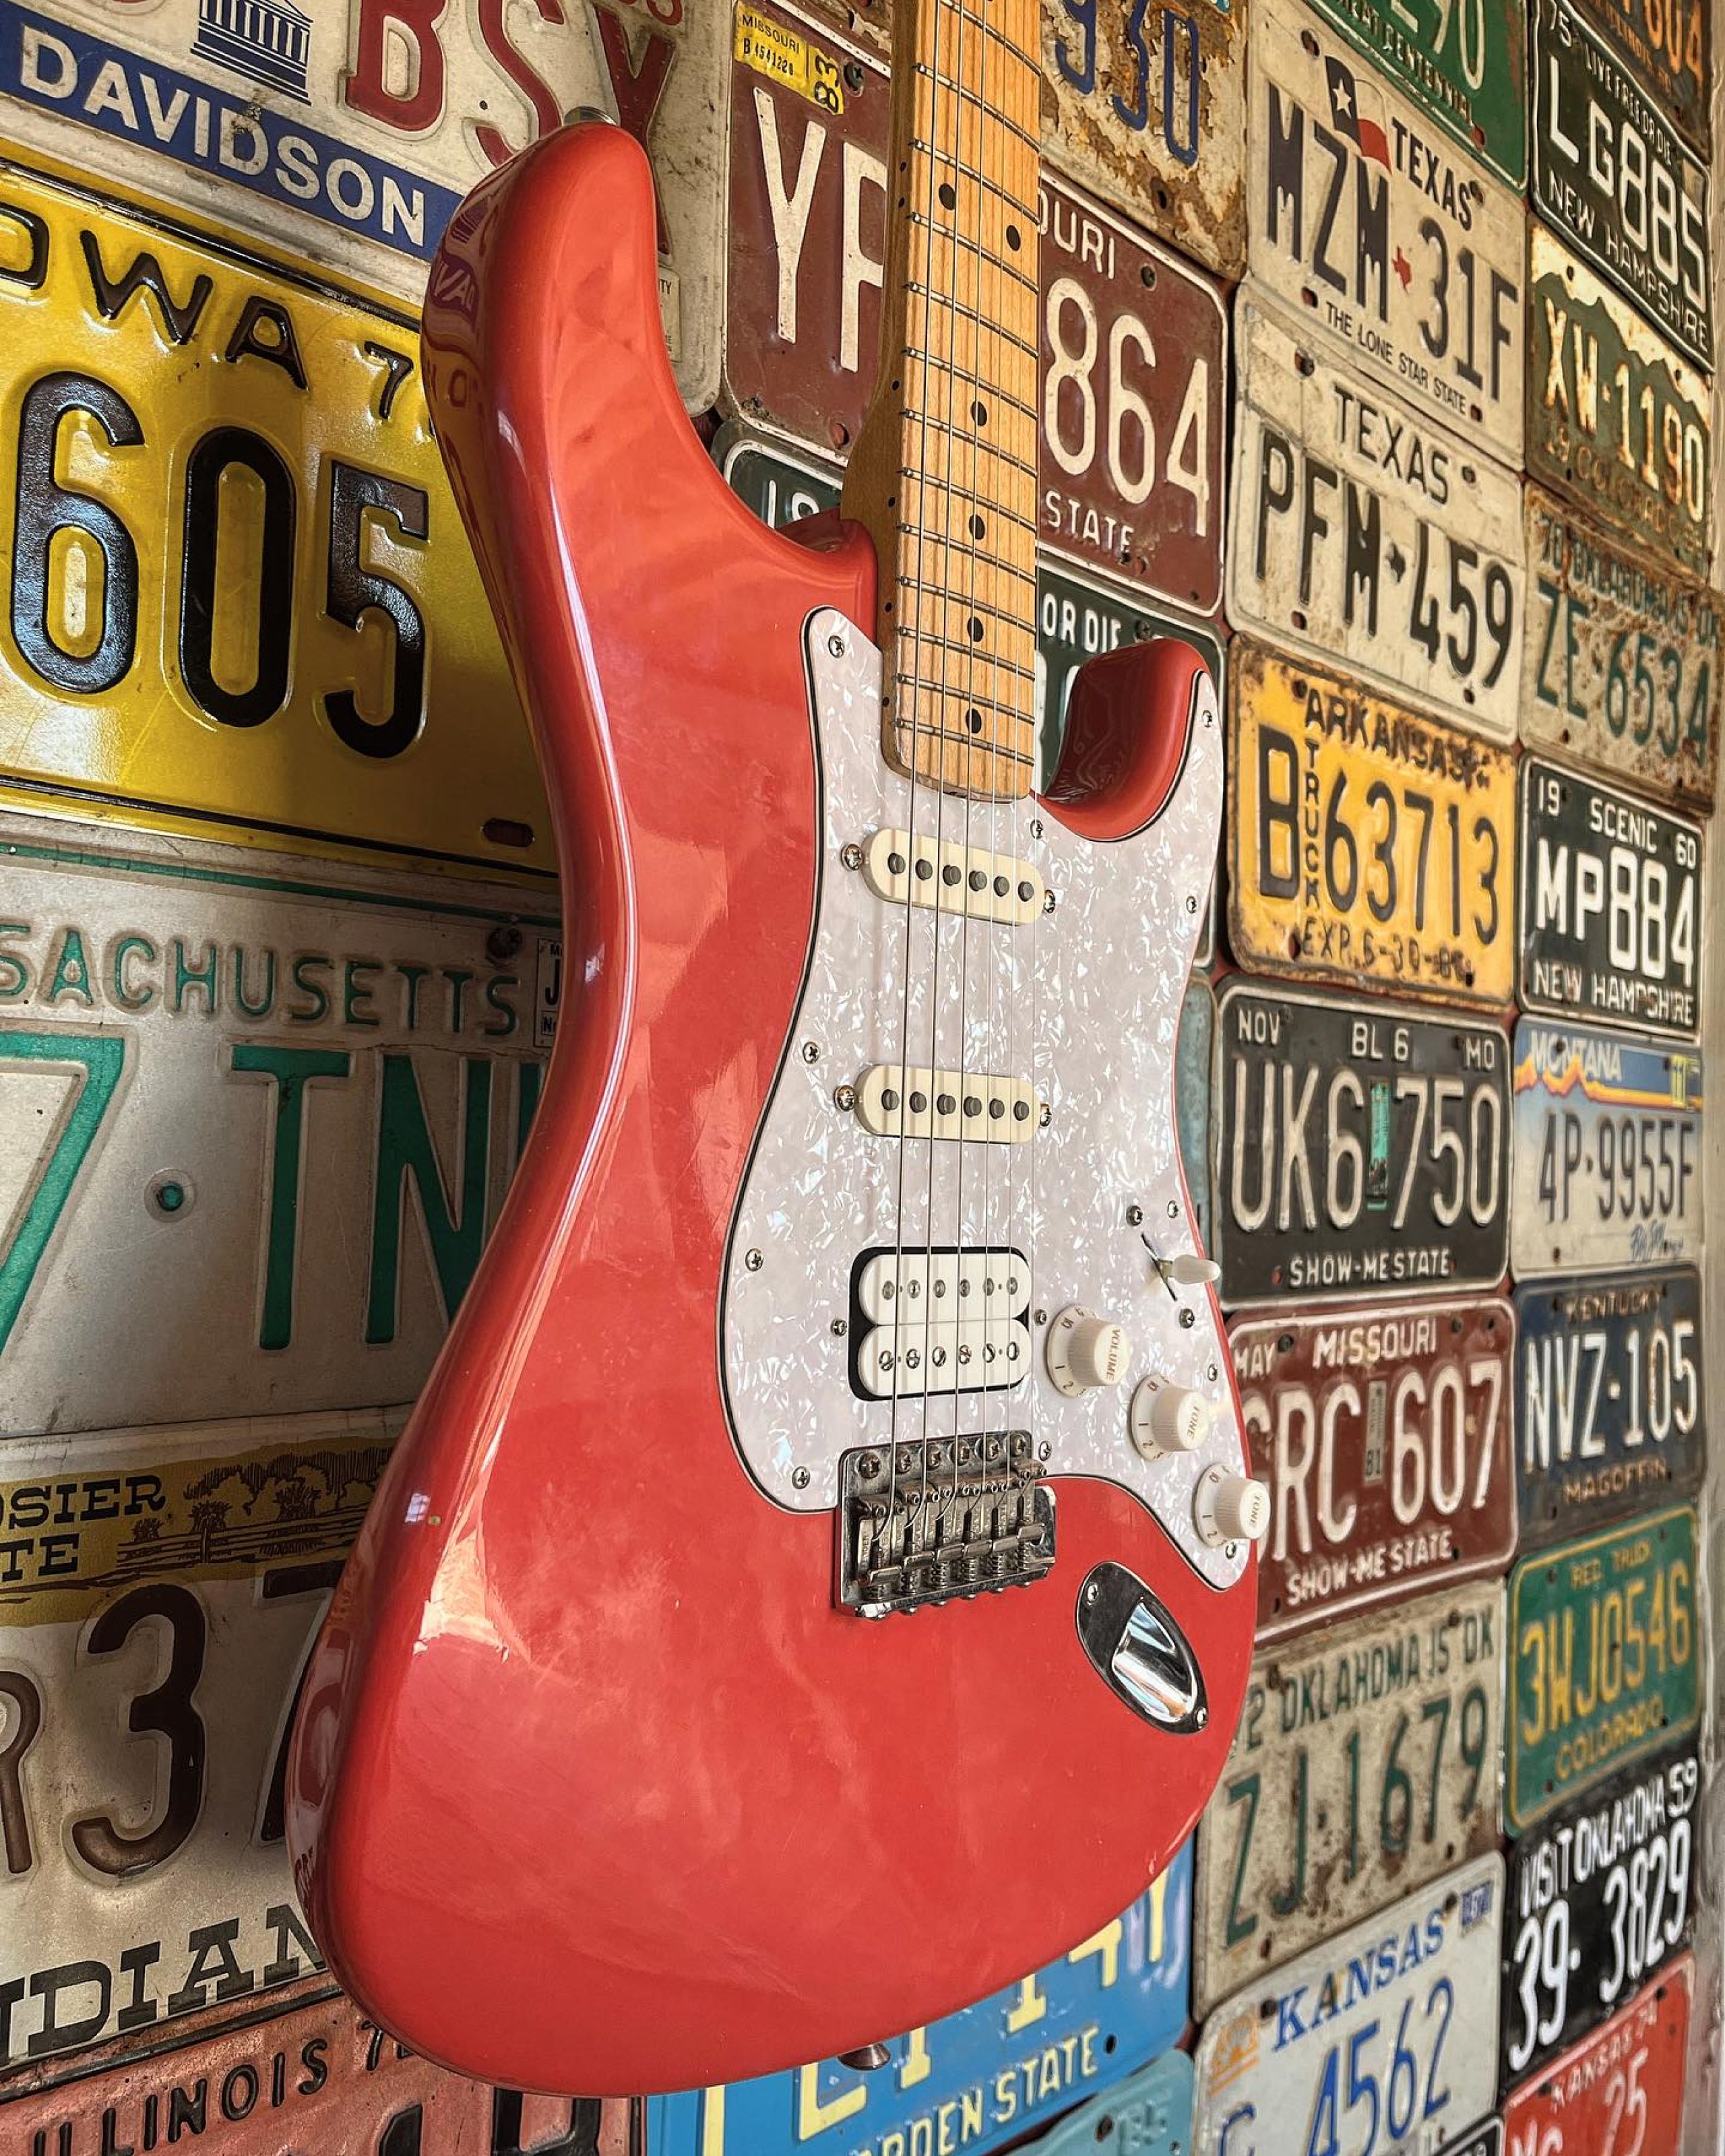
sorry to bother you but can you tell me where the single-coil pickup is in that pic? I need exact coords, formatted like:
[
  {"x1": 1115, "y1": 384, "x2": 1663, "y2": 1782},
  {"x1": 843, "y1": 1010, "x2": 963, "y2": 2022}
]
[
  {"x1": 861, "y1": 829, "x2": 1045, "y2": 925},
  {"x1": 854, "y1": 1065, "x2": 1042, "y2": 1142},
  {"x1": 849, "y1": 1246, "x2": 1032, "y2": 1401}
]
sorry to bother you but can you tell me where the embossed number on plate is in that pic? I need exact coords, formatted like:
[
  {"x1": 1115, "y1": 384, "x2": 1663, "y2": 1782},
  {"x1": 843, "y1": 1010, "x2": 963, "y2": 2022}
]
[
  {"x1": 1521, "y1": 487, "x2": 1720, "y2": 810},
  {"x1": 1303, "y1": 0, "x2": 1527, "y2": 186},
  {"x1": 1513, "y1": 1268, "x2": 1705, "y2": 1549},
  {"x1": 1193, "y1": 1856, "x2": 1505, "y2": 2154},
  {"x1": 1501, "y1": 1959, "x2": 1693, "y2": 2154},
  {"x1": 1574, "y1": 0, "x2": 1709, "y2": 156},
  {"x1": 1213, "y1": 980, "x2": 1511, "y2": 1307},
  {"x1": 1247, "y1": 0, "x2": 1526, "y2": 458},
  {"x1": 1227, "y1": 302, "x2": 1524, "y2": 740},
  {"x1": 1233, "y1": 1297, "x2": 1516, "y2": 1644},
  {"x1": 1506, "y1": 1505, "x2": 1699, "y2": 1831},
  {"x1": 1510, "y1": 1017, "x2": 1702, "y2": 1279},
  {"x1": 1193, "y1": 1583, "x2": 1503, "y2": 2017},
  {"x1": 1228, "y1": 641, "x2": 1517, "y2": 1008},
  {"x1": 1527, "y1": 226, "x2": 1712, "y2": 578}
]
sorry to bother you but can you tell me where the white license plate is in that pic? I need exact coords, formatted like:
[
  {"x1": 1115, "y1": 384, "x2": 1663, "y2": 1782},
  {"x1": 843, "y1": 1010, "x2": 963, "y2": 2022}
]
[
  {"x1": 1193, "y1": 1855, "x2": 1504, "y2": 2156},
  {"x1": 0, "y1": 0, "x2": 726, "y2": 408},
  {"x1": 1227, "y1": 299, "x2": 1524, "y2": 742},
  {"x1": 0, "y1": 813, "x2": 551, "y2": 1438},
  {"x1": 1511, "y1": 1017, "x2": 1703, "y2": 1279},
  {"x1": 1246, "y1": 0, "x2": 1525, "y2": 462},
  {"x1": 0, "y1": 1409, "x2": 397, "y2": 2068}
]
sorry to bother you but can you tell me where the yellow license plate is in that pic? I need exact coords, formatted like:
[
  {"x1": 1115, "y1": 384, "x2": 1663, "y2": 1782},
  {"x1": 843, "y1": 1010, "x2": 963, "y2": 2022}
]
[
  {"x1": 1228, "y1": 639, "x2": 1517, "y2": 1011},
  {"x1": 0, "y1": 149, "x2": 553, "y2": 877}
]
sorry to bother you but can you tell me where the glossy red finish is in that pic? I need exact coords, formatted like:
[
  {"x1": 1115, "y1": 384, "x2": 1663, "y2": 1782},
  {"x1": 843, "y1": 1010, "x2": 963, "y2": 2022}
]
[
  {"x1": 1044, "y1": 639, "x2": 1210, "y2": 841},
  {"x1": 287, "y1": 124, "x2": 1251, "y2": 2099}
]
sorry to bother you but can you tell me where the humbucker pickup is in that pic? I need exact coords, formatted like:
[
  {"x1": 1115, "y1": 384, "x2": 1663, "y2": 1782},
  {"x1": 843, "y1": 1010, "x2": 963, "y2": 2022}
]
[
  {"x1": 836, "y1": 1436, "x2": 1055, "y2": 1616},
  {"x1": 860, "y1": 828, "x2": 1046, "y2": 925},
  {"x1": 854, "y1": 1065, "x2": 1042, "y2": 1142},
  {"x1": 849, "y1": 1245, "x2": 1032, "y2": 1399}
]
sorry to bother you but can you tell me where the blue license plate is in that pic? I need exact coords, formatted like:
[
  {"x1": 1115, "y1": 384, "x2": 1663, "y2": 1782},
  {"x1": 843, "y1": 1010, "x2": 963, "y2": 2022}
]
[
  {"x1": 1026, "y1": 2050, "x2": 1193, "y2": 2155},
  {"x1": 647, "y1": 1845, "x2": 1191, "y2": 2156}
]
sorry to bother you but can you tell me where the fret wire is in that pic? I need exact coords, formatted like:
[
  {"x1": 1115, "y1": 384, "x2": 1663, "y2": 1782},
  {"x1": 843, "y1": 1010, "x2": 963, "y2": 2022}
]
[
  {"x1": 910, "y1": 66, "x2": 1040, "y2": 152},
  {"x1": 901, "y1": 377, "x2": 1041, "y2": 425},
  {"x1": 896, "y1": 634, "x2": 1039, "y2": 686},
  {"x1": 903, "y1": 216, "x2": 1042, "y2": 290},
  {"x1": 900, "y1": 321, "x2": 1040, "y2": 362},
  {"x1": 899, "y1": 558, "x2": 1040, "y2": 593},
  {"x1": 906, "y1": 146, "x2": 1040, "y2": 216},
  {"x1": 893, "y1": 731, "x2": 1037, "y2": 769},
  {"x1": 896, "y1": 441, "x2": 1040, "y2": 483},
  {"x1": 898, "y1": 589, "x2": 1039, "y2": 626}
]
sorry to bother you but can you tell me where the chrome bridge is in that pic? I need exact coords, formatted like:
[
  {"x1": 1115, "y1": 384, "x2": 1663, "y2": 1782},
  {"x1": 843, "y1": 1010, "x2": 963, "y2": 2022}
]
[{"x1": 835, "y1": 1435, "x2": 1055, "y2": 1617}]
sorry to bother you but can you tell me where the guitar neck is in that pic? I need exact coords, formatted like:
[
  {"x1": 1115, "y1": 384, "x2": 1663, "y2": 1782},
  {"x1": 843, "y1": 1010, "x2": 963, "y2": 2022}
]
[{"x1": 841, "y1": 0, "x2": 1042, "y2": 801}]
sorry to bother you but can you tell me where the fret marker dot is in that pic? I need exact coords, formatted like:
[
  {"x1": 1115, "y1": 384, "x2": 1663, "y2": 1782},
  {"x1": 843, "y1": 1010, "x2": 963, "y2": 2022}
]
[
  {"x1": 967, "y1": 618, "x2": 984, "y2": 642},
  {"x1": 1005, "y1": 223, "x2": 1022, "y2": 250},
  {"x1": 939, "y1": 181, "x2": 957, "y2": 210},
  {"x1": 966, "y1": 707, "x2": 984, "y2": 732},
  {"x1": 968, "y1": 513, "x2": 986, "y2": 540},
  {"x1": 971, "y1": 400, "x2": 989, "y2": 426}
]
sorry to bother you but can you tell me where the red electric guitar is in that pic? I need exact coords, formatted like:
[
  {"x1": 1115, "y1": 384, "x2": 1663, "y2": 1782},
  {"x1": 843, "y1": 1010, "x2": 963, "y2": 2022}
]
[{"x1": 287, "y1": 0, "x2": 1260, "y2": 2097}]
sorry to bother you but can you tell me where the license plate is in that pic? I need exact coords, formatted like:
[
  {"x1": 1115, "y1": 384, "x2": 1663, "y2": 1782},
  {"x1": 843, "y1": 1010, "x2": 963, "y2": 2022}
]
[
  {"x1": 1030, "y1": 2052, "x2": 1193, "y2": 2156},
  {"x1": 1501, "y1": 1740, "x2": 1697, "y2": 2088},
  {"x1": 1505, "y1": 1505, "x2": 1699, "y2": 1833},
  {"x1": 1246, "y1": 0, "x2": 1526, "y2": 458},
  {"x1": 1520, "y1": 486, "x2": 1720, "y2": 811},
  {"x1": 1226, "y1": 302, "x2": 1524, "y2": 740},
  {"x1": 1300, "y1": 0, "x2": 1527, "y2": 186},
  {"x1": 723, "y1": 38, "x2": 1230, "y2": 612},
  {"x1": 1, "y1": 1988, "x2": 629, "y2": 2153},
  {"x1": 1193, "y1": 1581, "x2": 1503, "y2": 2018},
  {"x1": 1231, "y1": 1298, "x2": 1516, "y2": 1645},
  {"x1": 1574, "y1": 0, "x2": 1708, "y2": 155},
  {"x1": 1501, "y1": 1961, "x2": 1691, "y2": 2155},
  {"x1": 1526, "y1": 226, "x2": 1712, "y2": 579},
  {"x1": 1513, "y1": 1269, "x2": 1705, "y2": 1548},
  {"x1": 0, "y1": 815, "x2": 548, "y2": 1438},
  {"x1": 0, "y1": 153, "x2": 557, "y2": 875},
  {"x1": 1213, "y1": 980, "x2": 1511, "y2": 1307},
  {"x1": 1530, "y1": 0, "x2": 1711, "y2": 366},
  {"x1": 646, "y1": 1850, "x2": 1193, "y2": 2156},
  {"x1": 1509, "y1": 1017, "x2": 1703, "y2": 1279},
  {"x1": 1516, "y1": 759, "x2": 1703, "y2": 1040},
  {"x1": 1039, "y1": 0, "x2": 1245, "y2": 278},
  {"x1": 0, "y1": 1412, "x2": 402, "y2": 2065},
  {"x1": 1179, "y1": 976, "x2": 1215, "y2": 1246},
  {"x1": 1227, "y1": 641, "x2": 1517, "y2": 1008},
  {"x1": 0, "y1": 0, "x2": 724, "y2": 409},
  {"x1": 1193, "y1": 1855, "x2": 1505, "y2": 2154}
]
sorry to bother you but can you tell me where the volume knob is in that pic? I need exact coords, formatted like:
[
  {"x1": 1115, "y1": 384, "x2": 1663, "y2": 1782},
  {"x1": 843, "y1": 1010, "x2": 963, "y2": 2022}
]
[
  {"x1": 1046, "y1": 1307, "x2": 1132, "y2": 1396},
  {"x1": 1194, "y1": 1465, "x2": 1272, "y2": 1549},
  {"x1": 1129, "y1": 1376, "x2": 1213, "y2": 1459}
]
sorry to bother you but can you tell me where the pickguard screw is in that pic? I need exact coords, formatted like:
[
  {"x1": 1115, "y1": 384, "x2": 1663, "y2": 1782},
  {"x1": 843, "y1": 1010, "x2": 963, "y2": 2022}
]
[
  {"x1": 1126, "y1": 1203, "x2": 1143, "y2": 1226},
  {"x1": 1084, "y1": 1581, "x2": 1099, "y2": 1608},
  {"x1": 827, "y1": 632, "x2": 847, "y2": 657},
  {"x1": 1207, "y1": 1362, "x2": 1219, "y2": 1383},
  {"x1": 1185, "y1": 895, "x2": 1199, "y2": 914},
  {"x1": 1038, "y1": 1103, "x2": 1052, "y2": 1128},
  {"x1": 832, "y1": 1318, "x2": 848, "y2": 1337},
  {"x1": 841, "y1": 842, "x2": 864, "y2": 871},
  {"x1": 1195, "y1": 1705, "x2": 1208, "y2": 1727},
  {"x1": 1179, "y1": 1308, "x2": 1195, "y2": 1329},
  {"x1": 745, "y1": 1248, "x2": 764, "y2": 1271},
  {"x1": 1034, "y1": 1308, "x2": 1047, "y2": 1325},
  {"x1": 802, "y1": 1041, "x2": 821, "y2": 1063},
  {"x1": 1038, "y1": 1442, "x2": 1051, "y2": 1461},
  {"x1": 834, "y1": 1083, "x2": 856, "y2": 1112},
  {"x1": 1043, "y1": 889, "x2": 1057, "y2": 914},
  {"x1": 1166, "y1": 1200, "x2": 1180, "y2": 1218},
  {"x1": 1030, "y1": 818, "x2": 1044, "y2": 838},
  {"x1": 792, "y1": 1466, "x2": 811, "y2": 1489}
]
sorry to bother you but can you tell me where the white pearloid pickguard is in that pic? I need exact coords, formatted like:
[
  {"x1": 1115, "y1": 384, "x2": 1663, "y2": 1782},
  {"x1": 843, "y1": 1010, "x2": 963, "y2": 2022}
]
[{"x1": 720, "y1": 610, "x2": 1247, "y2": 1589}]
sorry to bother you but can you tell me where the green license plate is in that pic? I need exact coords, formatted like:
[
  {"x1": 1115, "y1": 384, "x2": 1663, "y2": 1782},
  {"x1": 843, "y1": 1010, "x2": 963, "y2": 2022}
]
[
  {"x1": 1507, "y1": 1504, "x2": 1700, "y2": 1831},
  {"x1": 1305, "y1": 0, "x2": 1526, "y2": 185}
]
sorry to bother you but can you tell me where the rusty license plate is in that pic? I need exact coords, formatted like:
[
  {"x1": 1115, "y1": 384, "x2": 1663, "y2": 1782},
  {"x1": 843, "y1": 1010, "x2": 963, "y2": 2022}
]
[
  {"x1": 1212, "y1": 980, "x2": 1511, "y2": 1307},
  {"x1": 1510, "y1": 1018, "x2": 1703, "y2": 1279},
  {"x1": 1301, "y1": 0, "x2": 1527, "y2": 187},
  {"x1": 1573, "y1": 0, "x2": 1708, "y2": 155},
  {"x1": 1531, "y1": 0, "x2": 1710, "y2": 367},
  {"x1": 1501, "y1": 1740, "x2": 1697, "y2": 2091},
  {"x1": 1527, "y1": 225, "x2": 1712, "y2": 579},
  {"x1": 1501, "y1": 1958, "x2": 1693, "y2": 2155},
  {"x1": 1193, "y1": 1580, "x2": 1503, "y2": 2017},
  {"x1": 1506, "y1": 1505, "x2": 1699, "y2": 1833},
  {"x1": 0, "y1": 0, "x2": 724, "y2": 412},
  {"x1": 1514, "y1": 1269, "x2": 1705, "y2": 1550},
  {"x1": 1226, "y1": 301, "x2": 1524, "y2": 740},
  {"x1": 1517, "y1": 759, "x2": 1702, "y2": 1041},
  {"x1": 1232, "y1": 1297, "x2": 1516, "y2": 1645},
  {"x1": 1227, "y1": 641, "x2": 1517, "y2": 1010},
  {"x1": 1193, "y1": 1855, "x2": 1505, "y2": 2151},
  {"x1": 1521, "y1": 487, "x2": 1720, "y2": 811},
  {"x1": 1247, "y1": 0, "x2": 1526, "y2": 459},
  {"x1": 723, "y1": 28, "x2": 1228, "y2": 612}
]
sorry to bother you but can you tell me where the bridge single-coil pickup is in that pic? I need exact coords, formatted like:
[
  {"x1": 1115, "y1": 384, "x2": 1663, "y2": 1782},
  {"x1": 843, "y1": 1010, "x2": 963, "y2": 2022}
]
[
  {"x1": 861, "y1": 829, "x2": 1044, "y2": 926},
  {"x1": 854, "y1": 1317, "x2": 1034, "y2": 1399},
  {"x1": 854, "y1": 1066, "x2": 1042, "y2": 1143},
  {"x1": 856, "y1": 1248, "x2": 1029, "y2": 1326}
]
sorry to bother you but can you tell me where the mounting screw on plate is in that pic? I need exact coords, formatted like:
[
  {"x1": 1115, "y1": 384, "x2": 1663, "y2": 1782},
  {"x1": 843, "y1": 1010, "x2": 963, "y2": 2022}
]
[
  {"x1": 827, "y1": 632, "x2": 847, "y2": 658},
  {"x1": 801, "y1": 1040, "x2": 821, "y2": 1063},
  {"x1": 1179, "y1": 1309, "x2": 1195, "y2": 1329},
  {"x1": 1185, "y1": 895, "x2": 1199, "y2": 914},
  {"x1": 834, "y1": 1083, "x2": 856, "y2": 1112},
  {"x1": 1038, "y1": 1441, "x2": 1051, "y2": 1460},
  {"x1": 832, "y1": 1318, "x2": 848, "y2": 1337},
  {"x1": 1034, "y1": 1308, "x2": 1047, "y2": 1325},
  {"x1": 1207, "y1": 1362, "x2": 1219, "y2": 1383},
  {"x1": 1126, "y1": 1203, "x2": 1143, "y2": 1226},
  {"x1": 1166, "y1": 1200, "x2": 1180, "y2": 1218},
  {"x1": 841, "y1": 842, "x2": 864, "y2": 871},
  {"x1": 744, "y1": 1248, "x2": 764, "y2": 1272},
  {"x1": 1043, "y1": 889, "x2": 1057, "y2": 914},
  {"x1": 792, "y1": 1467, "x2": 811, "y2": 1490},
  {"x1": 1038, "y1": 1103, "x2": 1052, "y2": 1128},
  {"x1": 1030, "y1": 818, "x2": 1044, "y2": 839}
]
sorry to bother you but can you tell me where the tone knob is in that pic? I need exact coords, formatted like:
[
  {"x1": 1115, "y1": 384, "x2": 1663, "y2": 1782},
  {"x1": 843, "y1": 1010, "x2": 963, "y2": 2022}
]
[
  {"x1": 1129, "y1": 1376, "x2": 1212, "y2": 1459},
  {"x1": 1194, "y1": 1465, "x2": 1272, "y2": 1549},
  {"x1": 1046, "y1": 1307, "x2": 1132, "y2": 1396}
]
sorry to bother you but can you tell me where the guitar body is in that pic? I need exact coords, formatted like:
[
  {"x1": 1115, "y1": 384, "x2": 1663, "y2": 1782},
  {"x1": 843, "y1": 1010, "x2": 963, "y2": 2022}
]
[{"x1": 288, "y1": 124, "x2": 1253, "y2": 2098}]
